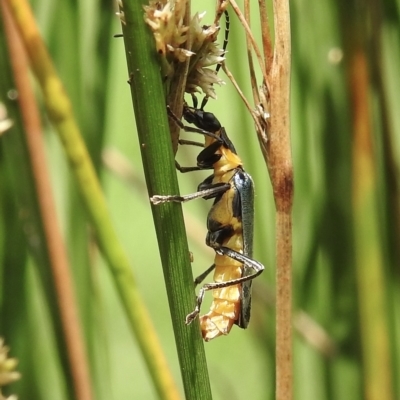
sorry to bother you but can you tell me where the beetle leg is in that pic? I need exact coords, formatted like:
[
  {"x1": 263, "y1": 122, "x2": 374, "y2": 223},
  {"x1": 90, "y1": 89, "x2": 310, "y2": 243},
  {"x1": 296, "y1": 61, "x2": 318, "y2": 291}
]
[
  {"x1": 185, "y1": 247, "x2": 264, "y2": 325},
  {"x1": 194, "y1": 264, "x2": 216, "y2": 286},
  {"x1": 150, "y1": 183, "x2": 230, "y2": 204}
]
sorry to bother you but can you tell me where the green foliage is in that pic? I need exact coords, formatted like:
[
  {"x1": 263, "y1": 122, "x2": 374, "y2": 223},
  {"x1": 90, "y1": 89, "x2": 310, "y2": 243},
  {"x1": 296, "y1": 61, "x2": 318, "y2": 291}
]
[{"x1": 0, "y1": 0, "x2": 399, "y2": 399}]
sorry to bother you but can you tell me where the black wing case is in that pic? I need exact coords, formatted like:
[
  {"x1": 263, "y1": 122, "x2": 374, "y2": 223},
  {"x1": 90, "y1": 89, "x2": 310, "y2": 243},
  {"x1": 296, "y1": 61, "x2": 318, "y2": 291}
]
[{"x1": 233, "y1": 170, "x2": 255, "y2": 328}]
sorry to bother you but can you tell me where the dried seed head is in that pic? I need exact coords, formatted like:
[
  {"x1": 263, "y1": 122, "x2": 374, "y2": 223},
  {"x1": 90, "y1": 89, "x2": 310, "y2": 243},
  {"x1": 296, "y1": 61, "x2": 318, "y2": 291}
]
[
  {"x1": 185, "y1": 12, "x2": 225, "y2": 98},
  {"x1": 186, "y1": 67, "x2": 225, "y2": 99},
  {"x1": 144, "y1": 0, "x2": 189, "y2": 58},
  {"x1": 0, "y1": 338, "x2": 21, "y2": 400},
  {"x1": 143, "y1": 0, "x2": 226, "y2": 97},
  {"x1": 116, "y1": 0, "x2": 126, "y2": 25}
]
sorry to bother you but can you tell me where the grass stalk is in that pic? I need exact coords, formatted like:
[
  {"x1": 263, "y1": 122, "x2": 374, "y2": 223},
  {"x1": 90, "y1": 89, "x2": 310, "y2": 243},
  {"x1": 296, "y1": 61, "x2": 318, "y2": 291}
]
[
  {"x1": 349, "y1": 46, "x2": 394, "y2": 400},
  {"x1": 269, "y1": 3, "x2": 293, "y2": 399},
  {"x1": 119, "y1": 0, "x2": 212, "y2": 398},
  {"x1": 230, "y1": 0, "x2": 293, "y2": 397}
]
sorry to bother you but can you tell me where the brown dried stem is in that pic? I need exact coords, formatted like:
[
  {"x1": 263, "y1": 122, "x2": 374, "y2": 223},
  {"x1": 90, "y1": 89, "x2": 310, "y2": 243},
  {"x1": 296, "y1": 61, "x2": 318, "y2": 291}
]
[
  {"x1": 229, "y1": 0, "x2": 269, "y2": 87},
  {"x1": 265, "y1": 3, "x2": 293, "y2": 399},
  {"x1": 166, "y1": 0, "x2": 191, "y2": 153},
  {"x1": 229, "y1": 0, "x2": 293, "y2": 398},
  {"x1": 243, "y1": 0, "x2": 260, "y2": 106}
]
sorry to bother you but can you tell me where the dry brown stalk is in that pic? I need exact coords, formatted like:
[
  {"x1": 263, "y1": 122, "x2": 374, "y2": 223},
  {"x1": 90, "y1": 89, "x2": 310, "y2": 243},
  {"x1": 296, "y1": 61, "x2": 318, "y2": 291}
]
[{"x1": 227, "y1": 0, "x2": 293, "y2": 398}]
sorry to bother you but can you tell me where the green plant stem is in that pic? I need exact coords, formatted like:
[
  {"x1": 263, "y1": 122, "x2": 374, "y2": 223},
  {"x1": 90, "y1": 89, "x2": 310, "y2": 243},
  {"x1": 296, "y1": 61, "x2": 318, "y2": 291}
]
[
  {"x1": 350, "y1": 47, "x2": 394, "y2": 400},
  {"x1": 119, "y1": 1, "x2": 212, "y2": 399}
]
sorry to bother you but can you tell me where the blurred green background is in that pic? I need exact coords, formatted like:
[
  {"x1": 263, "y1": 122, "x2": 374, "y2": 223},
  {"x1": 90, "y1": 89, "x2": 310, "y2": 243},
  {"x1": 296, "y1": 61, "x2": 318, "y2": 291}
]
[{"x1": 1, "y1": 0, "x2": 399, "y2": 399}]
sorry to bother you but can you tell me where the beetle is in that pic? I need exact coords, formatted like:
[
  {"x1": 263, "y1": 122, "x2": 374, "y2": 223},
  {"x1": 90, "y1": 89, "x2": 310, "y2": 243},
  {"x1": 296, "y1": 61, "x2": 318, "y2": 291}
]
[{"x1": 151, "y1": 100, "x2": 264, "y2": 341}]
